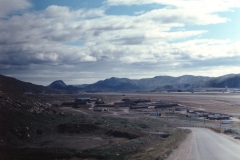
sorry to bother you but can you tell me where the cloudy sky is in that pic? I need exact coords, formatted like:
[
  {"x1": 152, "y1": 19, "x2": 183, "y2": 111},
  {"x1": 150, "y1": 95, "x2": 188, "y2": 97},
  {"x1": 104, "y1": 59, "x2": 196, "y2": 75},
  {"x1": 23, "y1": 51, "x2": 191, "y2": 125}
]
[{"x1": 1, "y1": 0, "x2": 240, "y2": 85}]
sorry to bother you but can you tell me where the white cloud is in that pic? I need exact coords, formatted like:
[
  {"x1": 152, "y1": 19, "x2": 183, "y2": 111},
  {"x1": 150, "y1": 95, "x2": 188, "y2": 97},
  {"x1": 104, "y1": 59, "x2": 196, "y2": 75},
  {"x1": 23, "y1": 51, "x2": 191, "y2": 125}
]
[
  {"x1": 134, "y1": 10, "x2": 145, "y2": 15},
  {"x1": 44, "y1": 5, "x2": 104, "y2": 20},
  {"x1": 0, "y1": 0, "x2": 31, "y2": 18},
  {"x1": 106, "y1": 0, "x2": 240, "y2": 11},
  {"x1": 1, "y1": 1, "x2": 240, "y2": 84},
  {"x1": 137, "y1": 8, "x2": 227, "y2": 25}
]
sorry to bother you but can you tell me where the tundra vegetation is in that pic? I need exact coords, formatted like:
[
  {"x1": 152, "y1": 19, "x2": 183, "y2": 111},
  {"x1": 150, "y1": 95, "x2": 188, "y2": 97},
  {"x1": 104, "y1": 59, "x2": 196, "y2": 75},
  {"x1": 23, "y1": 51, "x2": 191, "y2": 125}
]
[{"x1": 0, "y1": 92, "x2": 189, "y2": 160}]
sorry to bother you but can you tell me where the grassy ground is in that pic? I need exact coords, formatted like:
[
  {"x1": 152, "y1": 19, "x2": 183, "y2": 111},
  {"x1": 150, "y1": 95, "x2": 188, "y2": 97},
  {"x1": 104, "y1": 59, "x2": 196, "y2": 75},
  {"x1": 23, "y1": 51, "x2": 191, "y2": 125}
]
[
  {"x1": 128, "y1": 129, "x2": 190, "y2": 160},
  {"x1": 0, "y1": 107, "x2": 190, "y2": 160},
  {"x1": 0, "y1": 92, "x2": 192, "y2": 160}
]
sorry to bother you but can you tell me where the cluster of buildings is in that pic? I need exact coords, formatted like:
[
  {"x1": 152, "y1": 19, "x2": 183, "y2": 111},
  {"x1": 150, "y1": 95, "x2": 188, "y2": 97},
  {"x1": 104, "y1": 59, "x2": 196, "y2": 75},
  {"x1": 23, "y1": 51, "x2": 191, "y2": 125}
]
[
  {"x1": 60, "y1": 97, "x2": 232, "y2": 122},
  {"x1": 114, "y1": 98, "x2": 178, "y2": 109},
  {"x1": 187, "y1": 110, "x2": 230, "y2": 120},
  {"x1": 75, "y1": 97, "x2": 104, "y2": 104},
  {"x1": 193, "y1": 87, "x2": 240, "y2": 93},
  {"x1": 61, "y1": 97, "x2": 104, "y2": 108},
  {"x1": 65, "y1": 96, "x2": 181, "y2": 113}
]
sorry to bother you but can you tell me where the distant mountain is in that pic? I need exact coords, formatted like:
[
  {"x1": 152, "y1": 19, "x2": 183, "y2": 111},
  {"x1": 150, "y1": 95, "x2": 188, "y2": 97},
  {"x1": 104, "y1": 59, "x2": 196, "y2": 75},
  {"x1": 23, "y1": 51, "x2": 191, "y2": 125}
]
[
  {"x1": 48, "y1": 80, "x2": 67, "y2": 90},
  {"x1": 73, "y1": 84, "x2": 89, "y2": 88},
  {"x1": 152, "y1": 84, "x2": 192, "y2": 92},
  {"x1": 3, "y1": 73, "x2": 240, "y2": 94},
  {"x1": 202, "y1": 74, "x2": 240, "y2": 88},
  {"x1": 48, "y1": 80, "x2": 81, "y2": 91},
  {"x1": 96, "y1": 77, "x2": 137, "y2": 86},
  {"x1": 46, "y1": 74, "x2": 240, "y2": 93},
  {"x1": 136, "y1": 75, "x2": 210, "y2": 89},
  {"x1": 83, "y1": 75, "x2": 210, "y2": 92},
  {"x1": 84, "y1": 77, "x2": 141, "y2": 92}
]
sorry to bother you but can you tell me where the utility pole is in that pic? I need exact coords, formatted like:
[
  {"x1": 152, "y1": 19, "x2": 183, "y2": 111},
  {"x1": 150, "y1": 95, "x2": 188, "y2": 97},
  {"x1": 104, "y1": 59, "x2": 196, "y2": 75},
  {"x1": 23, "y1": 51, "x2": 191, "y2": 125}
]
[
  {"x1": 167, "y1": 109, "x2": 168, "y2": 120},
  {"x1": 238, "y1": 121, "x2": 240, "y2": 134},
  {"x1": 220, "y1": 120, "x2": 222, "y2": 132},
  {"x1": 238, "y1": 120, "x2": 240, "y2": 134}
]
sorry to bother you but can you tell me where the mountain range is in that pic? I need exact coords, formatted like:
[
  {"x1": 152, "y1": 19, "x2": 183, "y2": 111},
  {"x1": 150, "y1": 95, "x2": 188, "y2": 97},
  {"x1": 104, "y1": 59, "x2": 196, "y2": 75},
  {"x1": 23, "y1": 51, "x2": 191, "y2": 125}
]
[
  {"x1": 1, "y1": 74, "x2": 240, "y2": 94},
  {"x1": 48, "y1": 74, "x2": 240, "y2": 92},
  {"x1": 81, "y1": 75, "x2": 210, "y2": 92}
]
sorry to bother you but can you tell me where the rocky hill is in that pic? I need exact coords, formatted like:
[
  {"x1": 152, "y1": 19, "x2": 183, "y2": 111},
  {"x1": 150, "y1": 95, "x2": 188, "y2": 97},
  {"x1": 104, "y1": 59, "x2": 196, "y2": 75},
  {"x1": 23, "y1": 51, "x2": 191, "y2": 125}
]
[
  {"x1": 0, "y1": 74, "x2": 56, "y2": 94},
  {"x1": 48, "y1": 80, "x2": 83, "y2": 92},
  {"x1": 48, "y1": 80, "x2": 67, "y2": 90},
  {"x1": 136, "y1": 75, "x2": 210, "y2": 89},
  {"x1": 202, "y1": 74, "x2": 240, "y2": 88},
  {"x1": 152, "y1": 84, "x2": 193, "y2": 92},
  {"x1": 0, "y1": 79, "x2": 63, "y2": 147},
  {"x1": 84, "y1": 77, "x2": 141, "y2": 92}
]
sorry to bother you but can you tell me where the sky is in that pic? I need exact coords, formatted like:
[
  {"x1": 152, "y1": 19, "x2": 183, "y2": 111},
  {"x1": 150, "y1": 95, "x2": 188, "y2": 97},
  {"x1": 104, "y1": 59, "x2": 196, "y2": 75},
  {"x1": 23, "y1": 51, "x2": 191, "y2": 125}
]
[{"x1": 1, "y1": 0, "x2": 240, "y2": 85}]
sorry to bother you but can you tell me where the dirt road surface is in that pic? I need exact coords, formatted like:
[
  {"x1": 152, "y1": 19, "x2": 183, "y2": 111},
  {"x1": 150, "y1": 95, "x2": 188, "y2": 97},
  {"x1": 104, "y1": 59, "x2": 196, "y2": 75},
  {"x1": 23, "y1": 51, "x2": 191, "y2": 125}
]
[{"x1": 167, "y1": 128, "x2": 240, "y2": 160}]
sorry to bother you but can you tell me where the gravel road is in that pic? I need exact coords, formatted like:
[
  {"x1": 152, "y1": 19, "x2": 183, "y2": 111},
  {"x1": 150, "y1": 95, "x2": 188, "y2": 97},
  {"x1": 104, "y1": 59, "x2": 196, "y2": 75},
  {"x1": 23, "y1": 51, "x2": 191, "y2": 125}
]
[{"x1": 167, "y1": 128, "x2": 240, "y2": 160}]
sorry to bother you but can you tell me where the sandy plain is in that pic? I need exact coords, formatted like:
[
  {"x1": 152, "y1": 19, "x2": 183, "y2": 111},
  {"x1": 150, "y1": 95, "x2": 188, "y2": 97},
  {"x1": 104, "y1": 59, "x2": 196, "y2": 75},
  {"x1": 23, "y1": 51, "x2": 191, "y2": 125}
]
[{"x1": 95, "y1": 92, "x2": 240, "y2": 116}]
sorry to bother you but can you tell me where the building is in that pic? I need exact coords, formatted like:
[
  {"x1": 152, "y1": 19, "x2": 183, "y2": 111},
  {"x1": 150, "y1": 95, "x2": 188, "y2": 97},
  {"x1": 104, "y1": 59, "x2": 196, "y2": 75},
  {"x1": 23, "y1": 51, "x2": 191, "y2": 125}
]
[
  {"x1": 187, "y1": 113, "x2": 199, "y2": 118},
  {"x1": 114, "y1": 101, "x2": 135, "y2": 107},
  {"x1": 122, "y1": 98, "x2": 151, "y2": 103},
  {"x1": 149, "y1": 113, "x2": 161, "y2": 116},
  {"x1": 75, "y1": 97, "x2": 91, "y2": 102},
  {"x1": 130, "y1": 104, "x2": 149, "y2": 109},
  {"x1": 154, "y1": 101, "x2": 178, "y2": 108},
  {"x1": 175, "y1": 107, "x2": 187, "y2": 111},
  {"x1": 207, "y1": 114, "x2": 230, "y2": 120}
]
